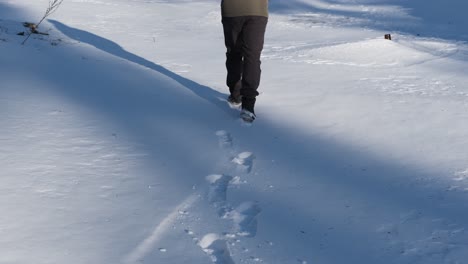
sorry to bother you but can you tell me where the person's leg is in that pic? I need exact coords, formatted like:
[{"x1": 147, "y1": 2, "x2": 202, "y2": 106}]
[
  {"x1": 240, "y1": 16, "x2": 268, "y2": 113},
  {"x1": 222, "y1": 17, "x2": 245, "y2": 99}
]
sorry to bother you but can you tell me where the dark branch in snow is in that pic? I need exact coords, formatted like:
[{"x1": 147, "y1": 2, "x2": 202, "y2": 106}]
[{"x1": 22, "y1": 0, "x2": 64, "y2": 45}]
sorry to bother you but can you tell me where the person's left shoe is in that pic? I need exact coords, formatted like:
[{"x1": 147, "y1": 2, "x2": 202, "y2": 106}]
[{"x1": 240, "y1": 109, "x2": 256, "y2": 123}]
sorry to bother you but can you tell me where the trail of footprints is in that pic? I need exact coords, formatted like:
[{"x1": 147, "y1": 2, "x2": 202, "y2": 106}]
[{"x1": 198, "y1": 130, "x2": 261, "y2": 264}]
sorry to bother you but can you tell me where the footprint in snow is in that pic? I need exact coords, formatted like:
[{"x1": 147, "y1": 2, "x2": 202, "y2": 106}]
[
  {"x1": 215, "y1": 130, "x2": 233, "y2": 149},
  {"x1": 199, "y1": 233, "x2": 235, "y2": 264},
  {"x1": 454, "y1": 169, "x2": 468, "y2": 181},
  {"x1": 232, "y1": 152, "x2": 255, "y2": 174},
  {"x1": 206, "y1": 174, "x2": 233, "y2": 215},
  {"x1": 227, "y1": 201, "x2": 261, "y2": 238},
  {"x1": 449, "y1": 169, "x2": 468, "y2": 191}
]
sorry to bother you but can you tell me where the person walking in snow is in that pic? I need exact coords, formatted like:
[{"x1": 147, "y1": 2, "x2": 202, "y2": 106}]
[{"x1": 221, "y1": 0, "x2": 268, "y2": 122}]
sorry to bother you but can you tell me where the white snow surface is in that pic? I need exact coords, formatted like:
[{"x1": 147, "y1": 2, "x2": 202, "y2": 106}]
[{"x1": 1, "y1": 0, "x2": 468, "y2": 263}]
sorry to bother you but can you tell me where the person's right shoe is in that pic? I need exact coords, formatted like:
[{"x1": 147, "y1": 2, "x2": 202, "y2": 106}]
[
  {"x1": 240, "y1": 109, "x2": 256, "y2": 123},
  {"x1": 240, "y1": 96, "x2": 256, "y2": 122}
]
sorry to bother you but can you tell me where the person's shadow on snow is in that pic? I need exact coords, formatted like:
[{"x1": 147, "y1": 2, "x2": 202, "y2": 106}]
[{"x1": 49, "y1": 19, "x2": 232, "y2": 114}]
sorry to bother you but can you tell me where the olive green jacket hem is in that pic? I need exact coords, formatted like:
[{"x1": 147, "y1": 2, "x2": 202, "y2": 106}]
[{"x1": 221, "y1": 0, "x2": 269, "y2": 18}]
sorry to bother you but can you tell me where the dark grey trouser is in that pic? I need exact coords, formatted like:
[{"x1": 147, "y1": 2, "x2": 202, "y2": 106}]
[{"x1": 222, "y1": 16, "x2": 268, "y2": 104}]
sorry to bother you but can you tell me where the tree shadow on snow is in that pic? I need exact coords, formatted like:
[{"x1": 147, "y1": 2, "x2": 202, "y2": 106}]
[
  {"x1": 48, "y1": 19, "x2": 232, "y2": 115},
  {"x1": 0, "y1": 2, "x2": 26, "y2": 19}
]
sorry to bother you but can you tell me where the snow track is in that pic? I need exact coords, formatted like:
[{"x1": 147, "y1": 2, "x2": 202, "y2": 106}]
[
  {"x1": 124, "y1": 194, "x2": 200, "y2": 264},
  {"x1": 196, "y1": 130, "x2": 262, "y2": 263}
]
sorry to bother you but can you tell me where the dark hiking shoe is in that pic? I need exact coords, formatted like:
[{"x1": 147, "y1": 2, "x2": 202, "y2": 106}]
[
  {"x1": 241, "y1": 97, "x2": 256, "y2": 113},
  {"x1": 227, "y1": 95, "x2": 242, "y2": 106},
  {"x1": 240, "y1": 109, "x2": 256, "y2": 123}
]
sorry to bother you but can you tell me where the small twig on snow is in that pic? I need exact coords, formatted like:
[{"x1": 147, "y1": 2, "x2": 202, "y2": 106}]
[{"x1": 22, "y1": 0, "x2": 64, "y2": 45}]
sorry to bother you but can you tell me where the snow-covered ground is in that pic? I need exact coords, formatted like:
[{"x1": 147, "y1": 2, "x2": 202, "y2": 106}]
[{"x1": 1, "y1": 0, "x2": 468, "y2": 263}]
